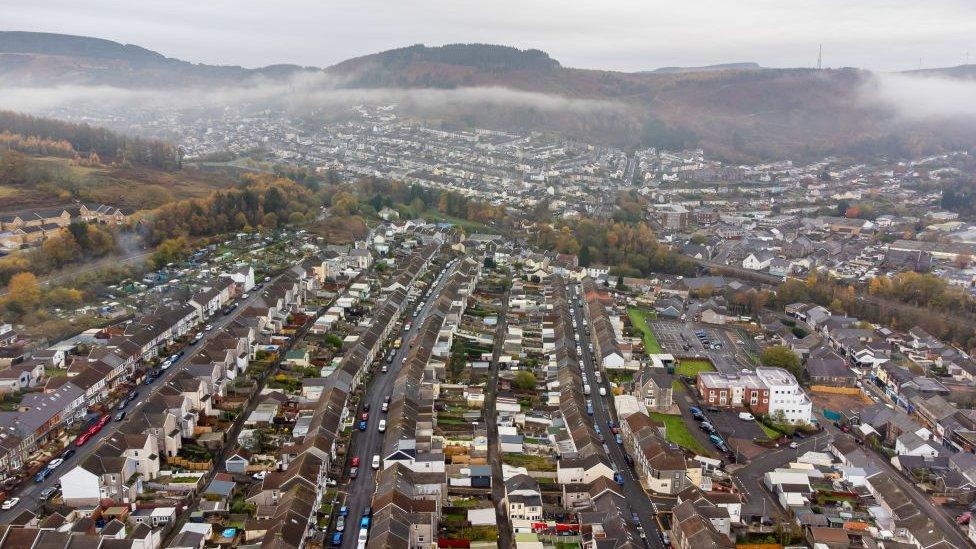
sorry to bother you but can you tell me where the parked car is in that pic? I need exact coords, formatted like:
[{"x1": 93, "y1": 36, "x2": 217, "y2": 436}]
[
  {"x1": 378, "y1": 420, "x2": 386, "y2": 433},
  {"x1": 114, "y1": 411, "x2": 126, "y2": 422},
  {"x1": 61, "y1": 449, "x2": 75, "y2": 460},
  {"x1": 336, "y1": 516, "x2": 346, "y2": 532},
  {"x1": 360, "y1": 516, "x2": 370, "y2": 529},
  {"x1": 371, "y1": 455, "x2": 380, "y2": 469},
  {"x1": 738, "y1": 412, "x2": 755, "y2": 421},
  {"x1": 614, "y1": 473, "x2": 624, "y2": 486},
  {"x1": 338, "y1": 506, "x2": 349, "y2": 517},
  {"x1": 789, "y1": 442, "x2": 799, "y2": 449},
  {"x1": 351, "y1": 456, "x2": 361, "y2": 467},
  {"x1": 331, "y1": 532, "x2": 342, "y2": 546},
  {"x1": 358, "y1": 420, "x2": 367, "y2": 431},
  {"x1": 1, "y1": 498, "x2": 19, "y2": 510},
  {"x1": 74, "y1": 433, "x2": 91, "y2": 447},
  {"x1": 34, "y1": 468, "x2": 52, "y2": 482},
  {"x1": 252, "y1": 471, "x2": 268, "y2": 480},
  {"x1": 46, "y1": 458, "x2": 64, "y2": 470},
  {"x1": 349, "y1": 466, "x2": 358, "y2": 479},
  {"x1": 39, "y1": 487, "x2": 58, "y2": 501}
]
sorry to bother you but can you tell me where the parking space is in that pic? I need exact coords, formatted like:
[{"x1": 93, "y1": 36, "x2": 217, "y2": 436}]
[
  {"x1": 702, "y1": 410, "x2": 769, "y2": 460},
  {"x1": 648, "y1": 319, "x2": 702, "y2": 356}
]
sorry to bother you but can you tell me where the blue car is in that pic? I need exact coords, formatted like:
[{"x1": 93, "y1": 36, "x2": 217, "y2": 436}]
[
  {"x1": 358, "y1": 420, "x2": 367, "y2": 431},
  {"x1": 34, "y1": 468, "x2": 52, "y2": 483},
  {"x1": 331, "y1": 532, "x2": 342, "y2": 546},
  {"x1": 338, "y1": 506, "x2": 349, "y2": 517},
  {"x1": 614, "y1": 472, "x2": 624, "y2": 485},
  {"x1": 360, "y1": 516, "x2": 370, "y2": 529}
]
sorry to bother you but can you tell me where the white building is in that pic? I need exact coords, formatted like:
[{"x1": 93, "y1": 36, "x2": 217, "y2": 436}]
[{"x1": 756, "y1": 367, "x2": 812, "y2": 424}]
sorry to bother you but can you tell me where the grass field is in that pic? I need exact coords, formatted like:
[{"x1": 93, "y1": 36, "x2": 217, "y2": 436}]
[
  {"x1": 628, "y1": 308, "x2": 662, "y2": 353},
  {"x1": 676, "y1": 359, "x2": 716, "y2": 377},
  {"x1": 650, "y1": 412, "x2": 707, "y2": 455}
]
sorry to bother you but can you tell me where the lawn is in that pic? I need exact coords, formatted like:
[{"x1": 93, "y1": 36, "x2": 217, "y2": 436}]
[
  {"x1": 502, "y1": 453, "x2": 556, "y2": 471},
  {"x1": 676, "y1": 359, "x2": 716, "y2": 377},
  {"x1": 650, "y1": 412, "x2": 708, "y2": 455},
  {"x1": 628, "y1": 308, "x2": 662, "y2": 353},
  {"x1": 758, "y1": 421, "x2": 781, "y2": 439}
]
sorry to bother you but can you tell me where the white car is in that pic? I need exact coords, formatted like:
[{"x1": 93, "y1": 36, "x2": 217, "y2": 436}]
[
  {"x1": 160, "y1": 359, "x2": 172, "y2": 370},
  {"x1": 204, "y1": 324, "x2": 213, "y2": 331},
  {"x1": 46, "y1": 458, "x2": 64, "y2": 470},
  {"x1": 242, "y1": 293, "x2": 250, "y2": 299},
  {"x1": 378, "y1": 420, "x2": 386, "y2": 433},
  {"x1": 371, "y1": 455, "x2": 381, "y2": 469},
  {"x1": 789, "y1": 442, "x2": 799, "y2": 449},
  {"x1": 1, "y1": 498, "x2": 19, "y2": 510},
  {"x1": 252, "y1": 471, "x2": 268, "y2": 480}
]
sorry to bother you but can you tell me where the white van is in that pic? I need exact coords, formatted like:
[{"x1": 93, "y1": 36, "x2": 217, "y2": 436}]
[
  {"x1": 738, "y1": 412, "x2": 755, "y2": 421},
  {"x1": 378, "y1": 420, "x2": 386, "y2": 432},
  {"x1": 583, "y1": 384, "x2": 591, "y2": 396}
]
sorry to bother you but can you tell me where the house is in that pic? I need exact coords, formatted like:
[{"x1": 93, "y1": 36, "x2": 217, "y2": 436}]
[
  {"x1": 803, "y1": 350, "x2": 854, "y2": 386},
  {"x1": 504, "y1": 474, "x2": 543, "y2": 522},
  {"x1": 670, "y1": 498, "x2": 735, "y2": 549},
  {"x1": 634, "y1": 367, "x2": 673, "y2": 411},
  {"x1": 60, "y1": 432, "x2": 160, "y2": 507},
  {"x1": 742, "y1": 251, "x2": 774, "y2": 271}
]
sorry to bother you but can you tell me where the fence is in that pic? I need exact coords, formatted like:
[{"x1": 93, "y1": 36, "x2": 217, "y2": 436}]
[{"x1": 165, "y1": 457, "x2": 213, "y2": 471}]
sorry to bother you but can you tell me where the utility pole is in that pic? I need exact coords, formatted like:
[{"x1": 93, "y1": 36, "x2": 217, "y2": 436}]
[{"x1": 817, "y1": 43, "x2": 822, "y2": 70}]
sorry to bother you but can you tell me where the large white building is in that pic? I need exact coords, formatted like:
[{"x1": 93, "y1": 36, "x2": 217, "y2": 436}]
[{"x1": 756, "y1": 367, "x2": 812, "y2": 424}]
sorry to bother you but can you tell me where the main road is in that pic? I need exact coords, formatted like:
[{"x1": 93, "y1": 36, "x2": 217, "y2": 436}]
[
  {"x1": 339, "y1": 257, "x2": 455, "y2": 548},
  {"x1": 570, "y1": 285, "x2": 665, "y2": 549},
  {"x1": 0, "y1": 274, "x2": 281, "y2": 521}
]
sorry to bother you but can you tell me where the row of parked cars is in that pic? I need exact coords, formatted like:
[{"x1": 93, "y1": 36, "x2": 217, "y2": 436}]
[{"x1": 332, "y1": 505, "x2": 372, "y2": 547}]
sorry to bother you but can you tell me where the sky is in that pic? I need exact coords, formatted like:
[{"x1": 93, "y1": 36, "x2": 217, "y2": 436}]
[{"x1": 3, "y1": 0, "x2": 976, "y2": 72}]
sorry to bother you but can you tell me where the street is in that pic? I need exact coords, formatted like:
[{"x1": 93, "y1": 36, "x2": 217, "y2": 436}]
[
  {"x1": 0, "y1": 275, "x2": 278, "y2": 521},
  {"x1": 570, "y1": 288, "x2": 665, "y2": 549},
  {"x1": 338, "y1": 259, "x2": 455, "y2": 548}
]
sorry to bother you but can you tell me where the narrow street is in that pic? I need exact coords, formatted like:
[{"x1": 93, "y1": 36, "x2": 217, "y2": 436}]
[
  {"x1": 339, "y1": 259, "x2": 455, "y2": 549},
  {"x1": 570, "y1": 288, "x2": 665, "y2": 549},
  {"x1": 485, "y1": 281, "x2": 512, "y2": 548}
]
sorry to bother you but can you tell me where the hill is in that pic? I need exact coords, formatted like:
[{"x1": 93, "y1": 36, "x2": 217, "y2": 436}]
[
  {"x1": 0, "y1": 31, "x2": 317, "y2": 87},
  {"x1": 2, "y1": 32, "x2": 976, "y2": 161}
]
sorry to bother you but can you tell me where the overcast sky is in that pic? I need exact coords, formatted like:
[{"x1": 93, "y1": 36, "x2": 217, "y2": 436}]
[{"x1": 3, "y1": 0, "x2": 975, "y2": 72}]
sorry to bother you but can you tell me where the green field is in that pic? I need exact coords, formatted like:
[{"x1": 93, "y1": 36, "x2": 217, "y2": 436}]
[
  {"x1": 650, "y1": 412, "x2": 708, "y2": 455},
  {"x1": 628, "y1": 308, "x2": 662, "y2": 353},
  {"x1": 676, "y1": 359, "x2": 716, "y2": 377}
]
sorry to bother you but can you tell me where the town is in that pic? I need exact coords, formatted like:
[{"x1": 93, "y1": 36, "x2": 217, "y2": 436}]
[{"x1": 0, "y1": 190, "x2": 973, "y2": 549}]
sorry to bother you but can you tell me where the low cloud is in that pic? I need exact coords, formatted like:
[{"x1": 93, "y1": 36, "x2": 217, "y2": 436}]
[
  {"x1": 0, "y1": 72, "x2": 621, "y2": 116},
  {"x1": 863, "y1": 72, "x2": 976, "y2": 120}
]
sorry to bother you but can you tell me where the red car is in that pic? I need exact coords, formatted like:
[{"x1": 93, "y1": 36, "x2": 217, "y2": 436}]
[
  {"x1": 351, "y1": 456, "x2": 361, "y2": 467},
  {"x1": 610, "y1": 426, "x2": 620, "y2": 435},
  {"x1": 74, "y1": 433, "x2": 90, "y2": 447},
  {"x1": 361, "y1": 412, "x2": 369, "y2": 421}
]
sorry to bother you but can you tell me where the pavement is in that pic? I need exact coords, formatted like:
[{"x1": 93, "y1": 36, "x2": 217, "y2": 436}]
[
  {"x1": 0, "y1": 278, "x2": 278, "y2": 521},
  {"x1": 571, "y1": 288, "x2": 665, "y2": 549},
  {"x1": 338, "y1": 258, "x2": 454, "y2": 549}
]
